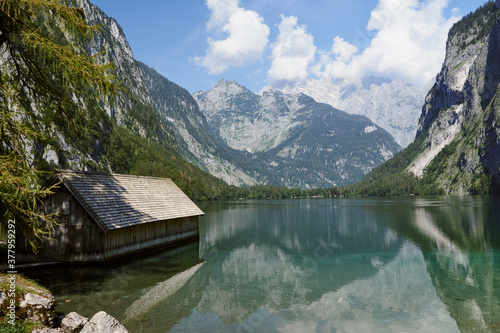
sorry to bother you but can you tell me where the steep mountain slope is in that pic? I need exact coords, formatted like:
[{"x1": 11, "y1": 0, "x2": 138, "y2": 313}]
[
  {"x1": 406, "y1": 1, "x2": 500, "y2": 194},
  {"x1": 265, "y1": 76, "x2": 427, "y2": 148},
  {"x1": 37, "y1": 0, "x2": 396, "y2": 190},
  {"x1": 352, "y1": 1, "x2": 500, "y2": 195},
  {"x1": 31, "y1": 0, "x2": 259, "y2": 189},
  {"x1": 31, "y1": 0, "x2": 393, "y2": 190},
  {"x1": 194, "y1": 80, "x2": 401, "y2": 187},
  {"x1": 135, "y1": 63, "x2": 259, "y2": 187},
  {"x1": 85, "y1": 2, "x2": 265, "y2": 187}
]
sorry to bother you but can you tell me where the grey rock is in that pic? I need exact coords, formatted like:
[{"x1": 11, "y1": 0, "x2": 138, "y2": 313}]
[
  {"x1": 20, "y1": 292, "x2": 54, "y2": 310},
  {"x1": 267, "y1": 76, "x2": 427, "y2": 148},
  {"x1": 20, "y1": 292, "x2": 55, "y2": 326},
  {"x1": 61, "y1": 312, "x2": 89, "y2": 333},
  {"x1": 80, "y1": 311, "x2": 129, "y2": 333},
  {"x1": 194, "y1": 79, "x2": 401, "y2": 188}
]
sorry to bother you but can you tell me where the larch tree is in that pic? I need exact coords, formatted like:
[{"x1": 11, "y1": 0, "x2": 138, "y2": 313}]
[{"x1": 0, "y1": 0, "x2": 118, "y2": 250}]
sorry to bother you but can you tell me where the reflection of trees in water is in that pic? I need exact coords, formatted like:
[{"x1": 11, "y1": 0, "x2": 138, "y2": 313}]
[
  {"x1": 199, "y1": 199, "x2": 403, "y2": 257},
  {"x1": 189, "y1": 200, "x2": 407, "y2": 324},
  {"x1": 375, "y1": 197, "x2": 500, "y2": 333},
  {"x1": 28, "y1": 199, "x2": 500, "y2": 333},
  {"x1": 133, "y1": 198, "x2": 500, "y2": 332}
]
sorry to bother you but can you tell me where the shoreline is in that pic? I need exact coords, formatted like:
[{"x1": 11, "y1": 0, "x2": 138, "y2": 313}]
[{"x1": 0, "y1": 274, "x2": 129, "y2": 333}]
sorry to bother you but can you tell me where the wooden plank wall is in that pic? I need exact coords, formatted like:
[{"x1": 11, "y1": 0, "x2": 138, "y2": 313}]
[
  {"x1": 18, "y1": 186, "x2": 200, "y2": 263},
  {"x1": 103, "y1": 216, "x2": 199, "y2": 260},
  {"x1": 18, "y1": 186, "x2": 106, "y2": 262}
]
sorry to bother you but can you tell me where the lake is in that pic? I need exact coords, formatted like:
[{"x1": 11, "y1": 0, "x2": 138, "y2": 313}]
[{"x1": 26, "y1": 196, "x2": 500, "y2": 332}]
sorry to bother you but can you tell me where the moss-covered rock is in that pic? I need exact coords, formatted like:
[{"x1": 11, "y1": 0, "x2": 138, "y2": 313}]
[{"x1": 0, "y1": 274, "x2": 54, "y2": 332}]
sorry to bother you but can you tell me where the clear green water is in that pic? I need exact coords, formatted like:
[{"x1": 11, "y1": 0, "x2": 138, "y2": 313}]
[{"x1": 26, "y1": 196, "x2": 500, "y2": 332}]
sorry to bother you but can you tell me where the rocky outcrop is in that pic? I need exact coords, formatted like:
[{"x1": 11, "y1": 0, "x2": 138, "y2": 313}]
[
  {"x1": 406, "y1": 2, "x2": 500, "y2": 194},
  {"x1": 20, "y1": 292, "x2": 55, "y2": 326},
  {"x1": 0, "y1": 275, "x2": 128, "y2": 333},
  {"x1": 0, "y1": 275, "x2": 55, "y2": 328}
]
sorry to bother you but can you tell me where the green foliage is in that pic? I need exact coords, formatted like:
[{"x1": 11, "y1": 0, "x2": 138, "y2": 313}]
[
  {"x1": 470, "y1": 174, "x2": 492, "y2": 194},
  {"x1": 0, "y1": 320, "x2": 38, "y2": 333},
  {"x1": 449, "y1": 1, "x2": 498, "y2": 49},
  {"x1": 0, "y1": 0, "x2": 118, "y2": 250},
  {"x1": 124, "y1": 92, "x2": 171, "y2": 143},
  {"x1": 218, "y1": 185, "x2": 336, "y2": 200},
  {"x1": 420, "y1": 140, "x2": 459, "y2": 187},
  {"x1": 327, "y1": 130, "x2": 439, "y2": 197},
  {"x1": 106, "y1": 125, "x2": 227, "y2": 201},
  {"x1": 342, "y1": 172, "x2": 425, "y2": 197}
]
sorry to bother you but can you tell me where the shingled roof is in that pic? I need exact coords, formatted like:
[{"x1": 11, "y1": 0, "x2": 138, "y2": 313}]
[{"x1": 47, "y1": 170, "x2": 204, "y2": 233}]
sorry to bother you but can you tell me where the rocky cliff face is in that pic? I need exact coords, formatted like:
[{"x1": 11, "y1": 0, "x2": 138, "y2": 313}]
[
  {"x1": 195, "y1": 80, "x2": 310, "y2": 153},
  {"x1": 407, "y1": 1, "x2": 500, "y2": 193},
  {"x1": 194, "y1": 80, "x2": 401, "y2": 187},
  {"x1": 265, "y1": 76, "x2": 427, "y2": 148},
  {"x1": 33, "y1": 0, "x2": 260, "y2": 187}
]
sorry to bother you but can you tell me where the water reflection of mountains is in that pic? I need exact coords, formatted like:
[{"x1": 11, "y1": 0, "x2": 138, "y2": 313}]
[
  {"x1": 194, "y1": 199, "x2": 406, "y2": 324},
  {"x1": 366, "y1": 196, "x2": 500, "y2": 333},
  {"x1": 26, "y1": 197, "x2": 500, "y2": 333},
  {"x1": 194, "y1": 198, "x2": 500, "y2": 330}
]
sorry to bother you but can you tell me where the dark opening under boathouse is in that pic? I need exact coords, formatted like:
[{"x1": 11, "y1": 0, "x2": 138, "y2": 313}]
[{"x1": 19, "y1": 170, "x2": 204, "y2": 263}]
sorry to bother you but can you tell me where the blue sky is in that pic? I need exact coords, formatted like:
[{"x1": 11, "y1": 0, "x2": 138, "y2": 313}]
[{"x1": 91, "y1": 0, "x2": 488, "y2": 93}]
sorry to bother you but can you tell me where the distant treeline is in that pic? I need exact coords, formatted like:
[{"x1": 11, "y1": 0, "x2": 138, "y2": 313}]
[
  {"x1": 36, "y1": 105, "x2": 494, "y2": 201},
  {"x1": 217, "y1": 128, "x2": 497, "y2": 200}
]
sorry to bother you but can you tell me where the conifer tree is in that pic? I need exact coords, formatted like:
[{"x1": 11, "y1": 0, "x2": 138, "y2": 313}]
[{"x1": 0, "y1": 0, "x2": 118, "y2": 250}]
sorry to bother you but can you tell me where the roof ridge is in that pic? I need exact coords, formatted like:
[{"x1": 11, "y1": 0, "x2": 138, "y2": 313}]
[{"x1": 56, "y1": 169, "x2": 173, "y2": 181}]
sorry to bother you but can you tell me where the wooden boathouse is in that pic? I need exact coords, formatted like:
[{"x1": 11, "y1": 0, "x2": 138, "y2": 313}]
[{"x1": 18, "y1": 170, "x2": 204, "y2": 263}]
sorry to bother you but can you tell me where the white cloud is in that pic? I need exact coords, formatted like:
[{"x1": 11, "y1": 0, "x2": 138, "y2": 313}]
[
  {"x1": 313, "y1": 37, "x2": 360, "y2": 79},
  {"x1": 194, "y1": 0, "x2": 270, "y2": 74},
  {"x1": 267, "y1": 15, "x2": 317, "y2": 82},
  {"x1": 318, "y1": 0, "x2": 461, "y2": 86},
  {"x1": 331, "y1": 36, "x2": 359, "y2": 63}
]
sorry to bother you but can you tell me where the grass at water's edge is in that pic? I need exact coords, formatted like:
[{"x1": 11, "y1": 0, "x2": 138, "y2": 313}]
[{"x1": 0, "y1": 273, "x2": 52, "y2": 333}]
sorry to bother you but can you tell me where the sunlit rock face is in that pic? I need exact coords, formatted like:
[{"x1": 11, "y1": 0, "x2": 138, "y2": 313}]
[
  {"x1": 407, "y1": 3, "x2": 500, "y2": 193},
  {"x1": 194, "y1": 79, "x2": 401, "y2": 188}
]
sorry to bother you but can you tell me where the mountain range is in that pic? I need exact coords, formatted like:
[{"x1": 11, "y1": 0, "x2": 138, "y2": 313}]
[
  {"x1": 28, "y1": 0, "x2": 405, "y2": 190},
  {"x1": 265, "y1": 76, "x2": 429, "y2": 148},
  {"x1": 194, "y1": 80, "x2": 400, "y2": 187},
  {"x1": 7, "y1": 0, "x2": 500, "y2": 196}
]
